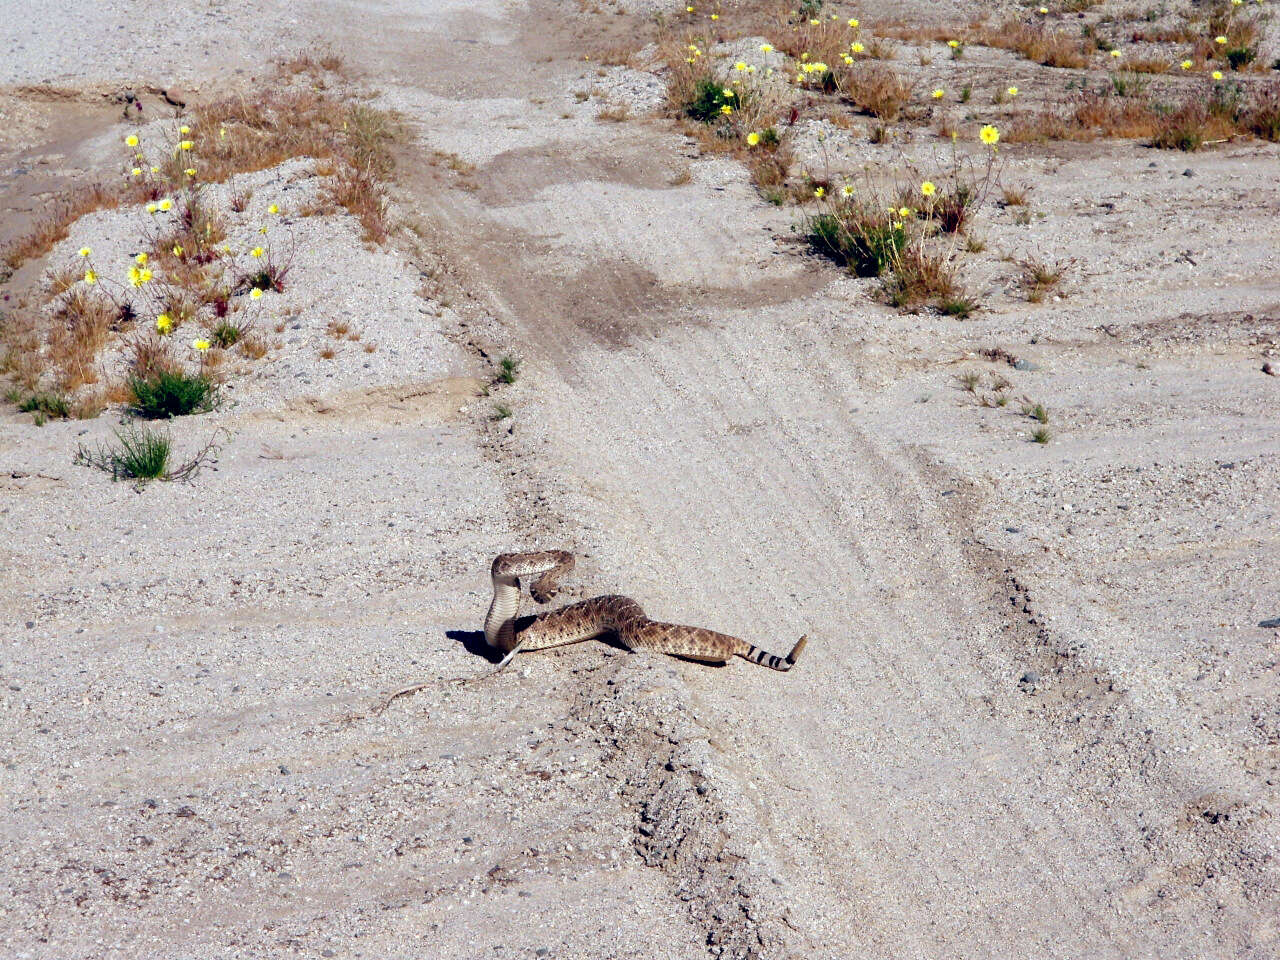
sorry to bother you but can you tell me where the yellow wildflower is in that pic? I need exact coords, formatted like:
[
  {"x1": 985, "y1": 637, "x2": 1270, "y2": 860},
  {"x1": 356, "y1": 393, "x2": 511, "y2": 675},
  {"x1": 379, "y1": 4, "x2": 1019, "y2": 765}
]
[
  {"x1": 948, "y1": 40, "x2": 959, "y2": 48},
  {"x1": 185, "y1": 167, "x2": 196, "y2": 177},
  {"x1": 250, "y1": 288, "x2": 264, "y2": 300},
  {"x1": 1038, "y1": 5, "x2": 1048, "y2": 12},
  {"x1": 135, "y1": 252, "x2": 148, "y2": 265},
  {"x1": 156, "y1": 314, "x2": 173, "y2": 334},
  {"x1": 980, "y1": 123, "x2": 1000, "y2": 145},
  {"x1": 921, "y1": 181, "x2": 936, "y2": 197},
  {"x1": 179, "y1": 139, "x2": 194, "y2": 151},
  {"x1": 173, "y1": 244, "x2": 184, "y2": 256},
  {"x1": 847, "y1": 18, "x2": 859, "y2": 27},
  {"x1": 1214, "y1": 35, "x2": 1227, "y2": 44},
  {"x1": 131, "y1": 167, "x2": 142, "y2": 176},
  {"x1": 1212, "y1": 69, "x2": 1224, "y2": 79},
  {"x1": 180, "y1": 125, "x2": 191, "y2": 135},
  {"x1": 193, "y1": 338, "x2": 211, "y2": 351},
  {"x1": 125, "y1": 134, "x2": 139, "y2": 147},
  {"x1": 78, "y1": 246, "x2": 91, "y2": 257},
  {"x1": 932, "y1": 87, "x2": 945, "y2": 99},
  {"x1": 734, "y1": 61, "x2": 747, "y2": 71},
  {"x1": 1110, "y1": 49, "x2": 1122, "y2": 58},
  {"x1": 146, "y1": 203, "x2": 157, "y2": 214},
  {"x1": 760, "y1": 43, "x2": 773, "y2": 53},
  {"x1": 815, "y1": 187, "x2": 825, "y2": 198},
  {"x1": 721, "y1": 104, "x2": 733, "y2": 115},
  {"x1": 150, "y1": 165, "x2": 159, "y2": 173},
  {"x1": 841, "y1": 184, "x2": 853, "y2": 197},
  {"x1": 251, "y1": 246, "x2": 265, "y2": 258},
  {"x1": 83, "y1": 269, "x2": 96, "y2": 285},
  {"x1": 851, "y1": 42, "x2": 864, "y2": 53},
  {"x1": 1181, "y1": 59, "x2": 1193, "y2": 69},
  {"x1": 158, "y1": 198, "x2": 173, "y2": 212},
  {"x1": 710, "y1": 12, "x2": 718, "y2": 19},
  {"x1": 898, "y1": 206, "x2": 912, "y2": 218},
  {"x1": 1007, "y1": 86, "x2": 1019, "y2": 97},
  {"x1": 268, "y1": 203, "x2": 280, "y2": 214},
  {"x1": 746, "y1": 131, "x2": 761, "y2": 146}
]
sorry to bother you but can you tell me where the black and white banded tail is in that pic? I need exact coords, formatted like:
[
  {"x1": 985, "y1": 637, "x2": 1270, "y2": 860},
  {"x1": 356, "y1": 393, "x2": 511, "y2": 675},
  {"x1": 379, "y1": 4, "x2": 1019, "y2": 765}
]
[{"x1": 744, "y1": 635, "x2": 807, "y2": 671}]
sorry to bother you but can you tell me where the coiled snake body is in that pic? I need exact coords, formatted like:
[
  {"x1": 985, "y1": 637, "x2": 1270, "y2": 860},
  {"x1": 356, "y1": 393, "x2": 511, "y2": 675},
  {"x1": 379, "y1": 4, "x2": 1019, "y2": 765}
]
[{"x1": 484, "y1": 550, "x2": 806, "y2": 672}]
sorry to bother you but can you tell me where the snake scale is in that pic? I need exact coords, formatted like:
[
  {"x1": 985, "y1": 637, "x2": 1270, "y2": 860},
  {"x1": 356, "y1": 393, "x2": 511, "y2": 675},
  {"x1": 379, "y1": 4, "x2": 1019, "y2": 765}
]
[{"x1": 483, "y1": 550, "x2": 807, "y2": 672}]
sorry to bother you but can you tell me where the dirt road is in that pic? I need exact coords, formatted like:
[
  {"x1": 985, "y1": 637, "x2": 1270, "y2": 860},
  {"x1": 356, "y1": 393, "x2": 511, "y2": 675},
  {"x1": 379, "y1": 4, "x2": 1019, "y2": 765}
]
[{"x1": 3, "y1": 0, "x2": 1278, "y2": 958}]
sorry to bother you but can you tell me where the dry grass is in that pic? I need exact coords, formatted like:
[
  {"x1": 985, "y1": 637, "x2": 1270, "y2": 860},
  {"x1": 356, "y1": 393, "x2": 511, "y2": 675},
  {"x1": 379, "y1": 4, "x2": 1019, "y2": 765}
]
[
  {"x1": 884, "y1": 240, "x2": 959, "y2": 310},
  {"x1": 184, "y1": 86, "x2": 398, "y2": 242},
  {"x1": 1125, "y1": 56, "x2": 1172, "y2": 75},
  {"x1": 124, "y1": 335, "x2": 178, "y2": 381},
  {"x1": 326, "y1": 167, "x2": 390, "y2": 243},
  {"x1": 1001, "y1": 184, "x2": 1030, "y2": 207},
  {"x1": 46, "y1": 288, "x2": 123, "y2": 391},
  {"x1": 839, "y1": 62, "x2": 913, "y2": 121},
  {"x1": 2, "y1": 183, "x2": 121, "y2": 270},
  {"x1": 240, "y1": 333, "x2": 269, "y2": 359},
  {"x1": 0, "y1": 53, "x2": 402, "y2": 413},
  {"x1": 597, "y1": 104, "x2": 631, "y2": 122},
  {"x1": 1020, "y1": 256, "x2": 1069, "y2": 302},
  {"x1": 974, "y1": 19, "x2": 1090, "y2": 69}
]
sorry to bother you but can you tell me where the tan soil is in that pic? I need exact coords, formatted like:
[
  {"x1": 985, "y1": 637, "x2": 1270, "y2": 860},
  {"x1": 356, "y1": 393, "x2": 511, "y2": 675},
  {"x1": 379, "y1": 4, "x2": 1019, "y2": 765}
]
[{"x1": 2, "y1": 1, "x2": 1278, "y2": 958}]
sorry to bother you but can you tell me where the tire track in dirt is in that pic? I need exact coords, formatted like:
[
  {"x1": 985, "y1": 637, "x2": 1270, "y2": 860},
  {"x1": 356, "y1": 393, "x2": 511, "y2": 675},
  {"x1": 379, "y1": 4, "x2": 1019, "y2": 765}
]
[{"x1": 347, "y1": 1, "x2": 1277, "y2": 957}]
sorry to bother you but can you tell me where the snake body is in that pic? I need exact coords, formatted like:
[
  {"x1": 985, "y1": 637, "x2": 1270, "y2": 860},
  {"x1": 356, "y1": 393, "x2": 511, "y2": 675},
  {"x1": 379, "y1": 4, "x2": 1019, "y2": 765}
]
[{"x1": 483, "y1": 550, "x2": 806, "y2": 670}]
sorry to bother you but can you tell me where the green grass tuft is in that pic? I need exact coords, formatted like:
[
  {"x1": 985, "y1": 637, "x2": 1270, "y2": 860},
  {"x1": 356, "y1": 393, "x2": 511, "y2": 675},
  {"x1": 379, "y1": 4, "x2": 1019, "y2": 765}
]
[{"x1": 127, "y1": 370, "x2": 218, "y2": 419}]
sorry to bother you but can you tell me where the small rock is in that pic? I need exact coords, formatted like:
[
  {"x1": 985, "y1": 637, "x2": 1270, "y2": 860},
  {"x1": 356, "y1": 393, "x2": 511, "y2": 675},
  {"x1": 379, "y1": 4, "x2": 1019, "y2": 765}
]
[
  {"x1": 1020, "y1": 670, "x2": 1040, "y2": 685},
  {"x1": 536, "y1": 950, "x2": 550, "y2": 958},
  {"x1": 25, "y1": 621, "x2": 34, "y2": 629},
  {"x1": 175, "y1": 806, "x2": 196, "y2": 818},
  {"x1": 1182, "y1": 168, "x2": 1194, "y2": 177},
  {"x1": 1259, "y1": 617, "x2": 1280, "y2": 629},
  {"x1": 1013, "y1": 359, "x2": 1039, "y2": 371}
]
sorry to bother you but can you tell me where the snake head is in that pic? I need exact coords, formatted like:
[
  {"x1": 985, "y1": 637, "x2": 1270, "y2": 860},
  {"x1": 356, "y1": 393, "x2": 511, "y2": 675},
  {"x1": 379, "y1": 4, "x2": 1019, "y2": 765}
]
[{"x1": 529, "y1": 583, "x2": 558, "y2": 604}]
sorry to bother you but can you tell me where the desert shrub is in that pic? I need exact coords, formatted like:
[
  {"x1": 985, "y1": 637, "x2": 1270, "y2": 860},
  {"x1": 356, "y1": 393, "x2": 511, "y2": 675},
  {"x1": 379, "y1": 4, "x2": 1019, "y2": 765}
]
[
  {"x1": 686, "y1": 78, "x2": 737, "y2": 122},
  {"x1": 1244, "y1": 83, "x2": 1280, "y2": 140},
  {"x1": 883, "y1": 240, "x2": 957, "y2": 309},
  {"x1": 808, "y1": 208, "x2": 907, "y2": 277},
  {"x1": 841, "y1": 63, "x2": 912, "y2": 120},
  {"x1": 1152, "y1": 103, "x2": 1209, "y2": 150},
  {"x1": 17, "y1": 392, "x2": 71, "y2": 419},
  {"x1": 127, "y1": 369, "x2": 218, "y2": 418},
  {"x1": 74, "y1": 423, "x2": 221, "y2": 483}
]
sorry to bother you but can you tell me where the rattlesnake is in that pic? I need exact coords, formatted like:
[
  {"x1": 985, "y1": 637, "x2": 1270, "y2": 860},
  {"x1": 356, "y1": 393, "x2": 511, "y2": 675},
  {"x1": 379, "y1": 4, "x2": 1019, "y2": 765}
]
[{"x1": 484, "y1": 550, "x2": 807, "y2": 672}]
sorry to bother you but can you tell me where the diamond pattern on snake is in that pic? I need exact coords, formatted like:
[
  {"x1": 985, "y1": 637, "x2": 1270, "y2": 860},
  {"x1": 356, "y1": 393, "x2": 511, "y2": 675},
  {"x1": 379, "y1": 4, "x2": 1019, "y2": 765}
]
[{"x1": 484, "y1": 550, "x2": 807, "y2": 672}]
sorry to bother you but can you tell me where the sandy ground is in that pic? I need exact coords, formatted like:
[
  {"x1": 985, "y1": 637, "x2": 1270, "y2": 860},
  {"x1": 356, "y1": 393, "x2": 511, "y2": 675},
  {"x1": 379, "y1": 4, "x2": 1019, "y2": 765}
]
[{"x1": 2, "y1": 0, "x2": 1279, "y2": 958}]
